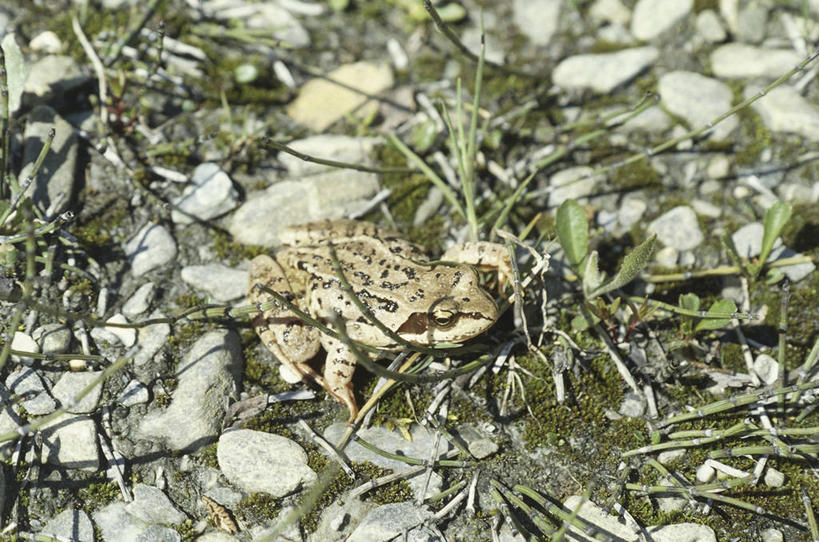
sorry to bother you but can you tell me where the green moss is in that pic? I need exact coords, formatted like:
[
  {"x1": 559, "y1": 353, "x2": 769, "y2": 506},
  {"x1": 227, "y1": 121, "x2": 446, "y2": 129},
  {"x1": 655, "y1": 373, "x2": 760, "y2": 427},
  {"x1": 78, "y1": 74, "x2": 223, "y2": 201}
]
[
  {"x1": 211, "y1": 230, "x2": 266, "y2": 266},
  {"x1": 176, "y1": 519, "x2": 197, "y2": 542},
  {"x1": 734, "y1": 108, "x2": 772, "y2": 166},
  {"x1": 610, "y1": 159, "x2": 661, "y2": 191},
  {"x1": 196, "y1": 443, "x2": 220, "y2": 469},
  {"x1": 236, "y1": 493, "x2": 282, "y2": 524},
  {"x1": 78, "y1": 478, "x2": 120, "y2": 513}
]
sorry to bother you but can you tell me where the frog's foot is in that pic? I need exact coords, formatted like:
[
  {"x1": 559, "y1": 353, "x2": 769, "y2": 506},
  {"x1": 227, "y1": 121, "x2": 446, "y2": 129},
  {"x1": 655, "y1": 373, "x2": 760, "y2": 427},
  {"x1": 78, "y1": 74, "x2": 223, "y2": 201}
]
[
  {"x1": 319, "y1": 335, "x2": 359, "y2": 423},
  {"x1": 441, "y1": 241, "x2": 514, "y2": 290}
]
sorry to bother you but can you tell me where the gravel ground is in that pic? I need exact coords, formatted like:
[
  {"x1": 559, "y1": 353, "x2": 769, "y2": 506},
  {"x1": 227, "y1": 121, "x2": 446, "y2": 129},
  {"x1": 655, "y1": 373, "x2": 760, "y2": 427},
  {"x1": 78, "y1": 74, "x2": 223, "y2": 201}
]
[{"x1": 0, "y1": 1, "x2": 818, "y2": 541}]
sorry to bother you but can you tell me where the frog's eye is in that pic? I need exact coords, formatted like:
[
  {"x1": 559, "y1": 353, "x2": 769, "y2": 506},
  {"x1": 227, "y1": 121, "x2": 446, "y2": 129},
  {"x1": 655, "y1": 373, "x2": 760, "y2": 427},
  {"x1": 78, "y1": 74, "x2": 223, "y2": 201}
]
[{"x1": 429, "y1": 298, "x2": 459, "y2": 328}]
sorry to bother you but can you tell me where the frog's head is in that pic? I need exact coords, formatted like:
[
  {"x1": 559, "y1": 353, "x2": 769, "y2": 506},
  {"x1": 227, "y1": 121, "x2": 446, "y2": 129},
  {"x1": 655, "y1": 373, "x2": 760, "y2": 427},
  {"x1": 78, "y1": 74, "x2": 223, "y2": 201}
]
[{"x1": 397, "y1": 265, "x2": 499, "y2": 345}]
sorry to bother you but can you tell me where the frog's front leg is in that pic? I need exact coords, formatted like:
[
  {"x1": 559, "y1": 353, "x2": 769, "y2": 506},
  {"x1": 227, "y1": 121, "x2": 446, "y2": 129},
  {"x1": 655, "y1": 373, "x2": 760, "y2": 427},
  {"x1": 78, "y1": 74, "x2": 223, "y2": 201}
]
[
  {"x1": 318, "y1": 334, "x2": 360, "y2": 423},
  {"x1": 441, "y1": 241, "x2": 514, "y2": 288},
  {"x1": 248, "y1": 255, "x2": 325, "y2": 387}
]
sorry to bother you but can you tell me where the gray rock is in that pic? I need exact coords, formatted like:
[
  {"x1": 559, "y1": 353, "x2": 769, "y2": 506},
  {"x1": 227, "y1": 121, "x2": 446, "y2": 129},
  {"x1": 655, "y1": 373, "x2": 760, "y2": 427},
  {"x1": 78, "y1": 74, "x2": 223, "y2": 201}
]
[
  {"x1": 124, "y1": 223, "x2": 178, "y2": 277},
  {"x1": 118, "y1": 379, "x2": 151, "y2": 407},
  {"x1": 710, "y1": 44, "x2": 801, "y2": 79},
  {"x1": 589, "y1": 0, "x2": 630, "y2": 25},
  {"x1": 548, "y1": 166, "x2": 600, "y2": 207},
  {"x1": 93, "y1": 502, "x2": 149, "y2": 542},
  {"x1": 139, "y1": 330, "x2": 243, "y2": 451},
  {"x1": 553, "y1": 47, "x2": 658, "y2": 93},
  {"x1": 690, "y1": 200, "x2": 720, "y2": 219},
  {"x1": 23, "y1": 55, "x2": 89, "y2": 103},
  {"x1": 51, "y1": 371, "x2": 103, "y2": 413},
  {"x1": 654, "y1": 477, "x2": 687, "y2": 513},
  {"x1": 657, "y1": 449, "x2": 685, "y2": 465},
  {"x1": 513, "y1": 0, "x2": 562, "y2": 46},
  {"x1": 126, "y1": 484, "x2": 187, "y2": 525},
  {"x1": 171, "y1": 163, "x2": 239, "y2": 225},
  {"x1": 5, "y1": 367, "x2": 56, "y2": 415},
  {"x1": 40, "y1": 509, "x2": 94, "y2": 542},
  {"x1": 217, "y1": 429, "x2": 316, "y2": 497},
  {"x1": 20, "y1": 107, "x2": 77, "y2": 212},
  {"x1": 123, "y1": 283, "x2": 157, "y2": 319},
  {"x1": 562, "y1": 495, "x2": 639, "y2": 541},
  {"x1": 134, "y1": 312, "x2": 171, "y2": 366},
  {"x1": 278, "y1": 135, "x2": 380, "y2": 176},
  {"x1": 0, "y1": 407, "x2": 23, "y2": 457},
  {"x1": 731, "y1": 222, "x2": 768, "y2": 258},
  {"x1": 695, "y1": 10, "x2": 726, "y2": 43},
  {"x1": 180, "y1": 263, "x2": 248, "y2": 302},
  {"x1": 619, "y1": 392, "x2": 646, "y2": 418},
  {"x1": 648, "y1": 206, "x2": 703, "y2": 251},
  {"x1": 324, "y1": 423, "x2": 445, "y2": 500},
  {"x1": 761, "y1": 528, "x2": 784, "y2": 542},
  {"x1": 736, "y1": 3, "x2": 768, "y2": 43},
  {"x1": 40, "y1": 413, "x2": 99, "y2": 470},
  {"x1": 618, "y1": 198, "x2": 647, "y2": 229},
  {"x1": 631, "y1": 0, "x2": 692, "y2": 41},
  {"x1": 769, "y1": 245, "x2": 816, "y2": 282},
  {"x1": 135, "y1": 525, "x2": 181, "y2": 542},
  {"x1": 32, "y1": 323, "x2": 72, "y2": 356},
  {"x1": 203, "y1": 1, "x2": 310, "y2": 48},
  {"x1": 228, "y1": 171, "x2": 379, "y2": 247},
  {"x1": 753, "y1": 354, "x2": 779, "y2": 386},
  {"x1": 747, "y1": 85, "x2": 819, "y2": 141},
  {"x1": 347, "y1": 502, "x2": 433, "y2": 542},
  {"x1": 658, "y1": 71, "x2": 736, "y2": 140},
  {"x1": 645, "y1": 522, "x2": 716, "y2": 542},
  {"x1": 695, "y1": 463, "x2": 715, "y2": 483},
  {"x1": 10, "y1": 331, "x2": 39, "y2": 363}
]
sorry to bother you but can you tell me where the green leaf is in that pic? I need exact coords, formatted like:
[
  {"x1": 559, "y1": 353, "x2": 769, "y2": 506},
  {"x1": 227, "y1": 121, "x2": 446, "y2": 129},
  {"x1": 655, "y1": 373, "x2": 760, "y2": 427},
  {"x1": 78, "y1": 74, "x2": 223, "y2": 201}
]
[
  {"x1": 582, "y1": 250, "x2": 603, "y2": 298},
  {"x1": 678, "y1": 293, "x2": 700, "y2": 335},
  {"x1": 758, "y1": 201, "x2": 792, "y2": 271},
  {"x1": 588, "y1": 235, "x2": 656, "y2": 298},
  {"x1": 695, "y1": 299, "x2": 738, "y2": 332},
  {"x1": 555, "y1": 199, "x2": 588, "y2": 274}
]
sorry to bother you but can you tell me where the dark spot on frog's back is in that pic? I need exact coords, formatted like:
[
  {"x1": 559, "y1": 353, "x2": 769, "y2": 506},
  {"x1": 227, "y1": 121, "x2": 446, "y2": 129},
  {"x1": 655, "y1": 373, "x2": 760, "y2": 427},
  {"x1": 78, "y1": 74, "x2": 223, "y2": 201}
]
[
  {"x1": 452, "y1": 271, "x2": 463, "y2": 286},
  {"x1": 380, "y1": 270, "x2": 389, "y2": 279}
]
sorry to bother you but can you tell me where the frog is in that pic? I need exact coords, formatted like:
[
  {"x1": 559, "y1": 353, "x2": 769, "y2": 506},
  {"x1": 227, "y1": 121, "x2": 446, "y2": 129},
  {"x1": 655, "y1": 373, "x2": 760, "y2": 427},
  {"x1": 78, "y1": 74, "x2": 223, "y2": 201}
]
[{"x1": 247, "y1": 219, "x2": 509, "y2": 422}]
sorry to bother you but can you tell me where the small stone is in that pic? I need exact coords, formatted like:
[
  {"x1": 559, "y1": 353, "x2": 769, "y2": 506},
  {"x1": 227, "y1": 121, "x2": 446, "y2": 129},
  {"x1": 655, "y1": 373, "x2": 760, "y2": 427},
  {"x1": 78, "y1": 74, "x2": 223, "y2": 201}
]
[
  {"x1": 696, "y1": 463, "x2": 715, "y2": 483},
  {"x1": 203, "y1": 2, "x2": 309, "y2": 48},
  {"x1": 657, "y1": 449, "x2": 685, "y2": 465},
  {"x1": 40, "y1": 509, "x2": 94, "y2": 542},
  {"x1": 690, "y1": 200, "x2": 721, "y2": 219},
  {"x1": 23, "y1": 55, "x2": 89, "y2": 102},
  {"x1": 51, "y1": 371, "x2": 104, "y2": 413},
  {"x1": 548, "y1": 166, "x2": 600, "y2": 207},
  {"x1": 11, "y1": 331, "x2": 39, "y2": 363},
  {"x1": 731, "y1": 222, "x2": 768, "y2": 258},
  {"x1": 513, "y1": 0, "x2": 562, "y2": 46},
  {"x1": 695, "y1": 10, "x2": 726, "y2": 43},
  {"x1": 123, "y1": 283, "x2": 156, "y2": 319},
  {"x1": 553, "y1": 47, "x2": 658, "y2": 93},
  {"x1": 562, "y1": 496, "x2": 639, "y2": 541},
  {"x1": 133, "y1": 314, "x2": 171, "y2": 367},
  {"x1": 180, "y1": 263, "x2": 248, "y2": 302},
  {"x1": 589, "y1": 0, "x2": 631, "y2": 25},
  {"x1": 277, "y1": 135, "x2": 380, "y2": 176},
  {"x1": 93, "y1": 502, "x2": 148, "y2": 542},
  {"x1": 646, "y1": 523, "x2": 716, "y2": 542},
  {"x1": 40, "y1": 413, "x2": 99, "y2": 470},
  {"x1": 768, "y1": 245, "x2": 816, "y2": 282},
  {"x1": 618, "y1": 198, "x2": 646, "y2": 229},
  {"x1": 631, "y1": 0, "x2": 693, "y2": 41},
  {"x1": 753, "y1": 354, "x2": 779, "y2": 386},
  {"x1": 467, "y1": 438, "x2": 498, "y2": 459},
  {"x1": 170, "y1": 163, "x2": 239, "y2": 225},
  {"x1": 287, "y1": 62, "x2": 393, "y2": 131},
  {"x1": 139, "y1": 330, "x2": 243, "y2": 451},
  {"x1": 118, "y1": 379, "x2": 150, "y2": 407},
  {"x1": 124, "y1": 223, "x2": 177, "y2": 277},
  {"x1": 736, "y1": 3, "x2": 768, "y2": 43},
  {"x1": 5, "y1": 367, "x2": 56, "y2": 415},
  {"x1": 125, "y1": 484, "x2": 187, "y2": 525},
  {"x1": 29, "y1": 31, "x2": 63, "y2": 54},
  {"x1": 658, "y1": 71, "x2": 736, "y2": 140},
  {"x1": 234, "y1": 63, "x2": 258, "y2": 83},
  {"x1": 764, "y1": 467, "x2": 785, "y2": 488},
  {"x1": 106, "y1": 313, "x2": 137, "y2": 347},
  {"x1": 648, "y1": 206, "x2": 704, "y2": 251},
  {"x1": 347, "y1": 502, "x2": 433, "y2": 542},
  {"x1": 217, "y1": 429, "x2": 316, "y2": 497},
  {"x1": 747, "y1": 85, "x2": 819, "y2": 141},
  {"x1": 654, "y1": 477, "x2": 686, "y2": 513},
  {"x1": 32, "y1": 323, "x2": 72, "y2": 356},
  {"x1": 761, "y1": 527, "x2": 784, "y2": 542},
  {"x1": 710, "y1": 44, "x2": 801, "y2": 79},
  {"x1": 618, "y1": 392, "x2": 646, "y2": 418},
  {"x1": 654, "y1": 246, "x2": 678, "y2": 268}
]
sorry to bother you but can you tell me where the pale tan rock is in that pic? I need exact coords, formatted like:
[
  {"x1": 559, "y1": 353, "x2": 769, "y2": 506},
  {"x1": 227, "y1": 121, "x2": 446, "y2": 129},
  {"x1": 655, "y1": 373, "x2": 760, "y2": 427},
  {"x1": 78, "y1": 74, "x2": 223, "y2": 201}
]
[{"x1": 287, "y1": 61, "x2": 393, "y2": 131}]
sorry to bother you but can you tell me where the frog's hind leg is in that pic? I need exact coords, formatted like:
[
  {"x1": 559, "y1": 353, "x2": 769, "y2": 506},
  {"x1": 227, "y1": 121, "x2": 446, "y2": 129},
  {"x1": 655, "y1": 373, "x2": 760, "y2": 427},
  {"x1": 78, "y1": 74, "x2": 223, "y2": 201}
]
[
  {"x1": 318, "y1": 334, "x2": 360, "y2": 423},
  {"x1": 248, "y1": 254, "x2": 324, "y2": 386}
]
